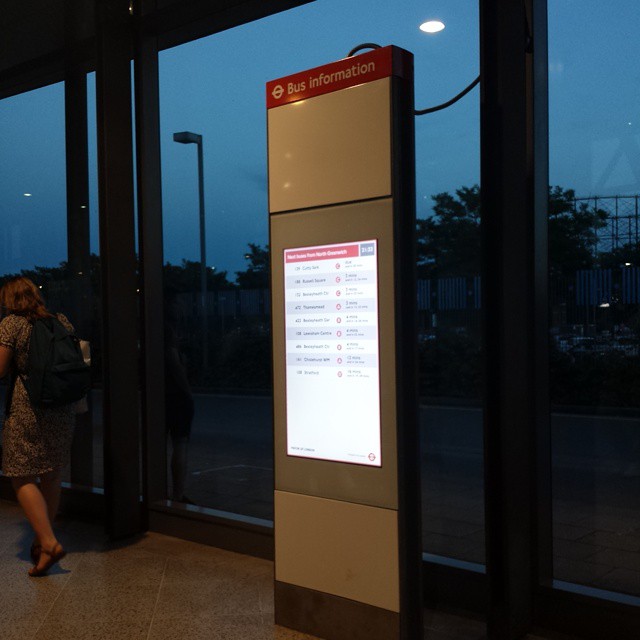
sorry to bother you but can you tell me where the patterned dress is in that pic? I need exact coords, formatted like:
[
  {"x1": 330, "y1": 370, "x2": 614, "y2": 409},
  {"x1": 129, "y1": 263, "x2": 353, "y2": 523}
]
[{"x1": 0, "y1": 314, "x2": 75, "y2": 477}]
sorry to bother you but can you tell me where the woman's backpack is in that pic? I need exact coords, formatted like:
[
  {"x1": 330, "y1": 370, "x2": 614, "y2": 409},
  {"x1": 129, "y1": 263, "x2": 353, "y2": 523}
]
[{"x1": 22, "y1": 316, "x2": 91, "y2": 408}]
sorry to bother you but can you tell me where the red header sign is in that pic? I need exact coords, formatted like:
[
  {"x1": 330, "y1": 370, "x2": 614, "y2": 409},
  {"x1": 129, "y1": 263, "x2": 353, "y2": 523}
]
[
  {"x1": 266, "y1": 45, "x2": 412, "y2": 109},
  {"x1": 285, "y1": 243, "x2": 360, "y2": 263}
]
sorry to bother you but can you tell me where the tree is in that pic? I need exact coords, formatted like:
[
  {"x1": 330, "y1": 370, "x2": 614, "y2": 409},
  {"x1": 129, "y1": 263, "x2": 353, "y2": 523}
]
[
  {"x1": 0, "y1": 262, "x2": 70, "y2": 288},
  {"x1": 416, "y1": 184, "x2": 609, "y2": 279},
  {"x1": 598, "y1": 244, "x2": 640, "y2": 270},
  {"x1": 416, "y1": 185, "x2": 480, "y2": 278},
  {"x1": 548, "y1": 186, "x2": 608, "y2": 277},
  {"x1": 163, "y1": 259, "x2": 232, "y2": 292},
  {"x1": 235, "y1": 243, "x2": 270, "y2": 289}
]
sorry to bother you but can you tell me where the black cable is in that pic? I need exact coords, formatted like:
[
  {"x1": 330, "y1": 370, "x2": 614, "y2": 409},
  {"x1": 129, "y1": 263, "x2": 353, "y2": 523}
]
[
  {"x1": 414, "y1": 75, "x2": 480, "y2": 115},
  {"x1": 346, "y1": 43, "x2": 382, "y2": 57},
  {"x1": 346, "y1": 42, "x2": 480, "y2": 116}
]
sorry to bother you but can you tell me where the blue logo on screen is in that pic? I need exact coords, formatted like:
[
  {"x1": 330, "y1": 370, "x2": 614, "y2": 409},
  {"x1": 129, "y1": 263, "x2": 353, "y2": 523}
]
[{"x1": 360, "y1": 242, "x2": 375, "y2": 256}]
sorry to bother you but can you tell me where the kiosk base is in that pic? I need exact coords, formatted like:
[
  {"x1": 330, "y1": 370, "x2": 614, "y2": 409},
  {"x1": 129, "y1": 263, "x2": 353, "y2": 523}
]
[{"x1": 275, "y1": 581, "x2": 400, "y2": 640}]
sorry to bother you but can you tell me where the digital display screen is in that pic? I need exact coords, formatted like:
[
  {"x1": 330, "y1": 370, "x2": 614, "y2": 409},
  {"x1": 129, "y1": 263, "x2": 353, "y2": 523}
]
[{"x1": 284, "y1": 239, "x2": 381, "y2": 466}]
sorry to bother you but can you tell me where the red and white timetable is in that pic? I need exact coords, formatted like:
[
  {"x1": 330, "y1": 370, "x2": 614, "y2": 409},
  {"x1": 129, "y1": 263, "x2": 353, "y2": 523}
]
[{"x1": 283, "y1": 239, "x2": 381, "y2": 467}]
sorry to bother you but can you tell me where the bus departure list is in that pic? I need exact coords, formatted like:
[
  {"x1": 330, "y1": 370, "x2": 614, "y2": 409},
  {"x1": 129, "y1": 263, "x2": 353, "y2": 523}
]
[{"x1": 284, "y1": 240, "x2": 382, "y2": 467}]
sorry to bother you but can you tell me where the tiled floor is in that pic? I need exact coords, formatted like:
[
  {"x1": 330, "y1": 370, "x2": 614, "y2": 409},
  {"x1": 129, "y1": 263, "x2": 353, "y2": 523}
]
[
  {"x1": 0, "y1": 499, "x2": 308, "y2": 640},
  {"x1": 0, "y1": 499, "x2": 567, "y2": 640}
]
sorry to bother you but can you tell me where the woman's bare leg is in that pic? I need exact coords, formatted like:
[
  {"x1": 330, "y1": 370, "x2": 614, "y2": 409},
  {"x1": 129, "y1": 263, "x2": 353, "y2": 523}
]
[
  {"x1": 12, "y1": 475, "x2": 65, "y2": 575},
  {"x1": 39, "y1": 469, "x2": 63, "y2": 524},
  {"x1": 11, "y1": 476, "x2": 57, "y2": 551}
]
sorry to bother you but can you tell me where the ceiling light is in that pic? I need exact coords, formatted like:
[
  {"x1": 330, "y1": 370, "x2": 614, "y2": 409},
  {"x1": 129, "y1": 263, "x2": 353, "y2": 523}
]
[{"x1": 420, "y1": 20, "x2": 445, "y2": 34}]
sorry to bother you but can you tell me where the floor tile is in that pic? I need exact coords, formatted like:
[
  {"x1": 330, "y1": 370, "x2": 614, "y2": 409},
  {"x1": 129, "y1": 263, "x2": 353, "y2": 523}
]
[
  {"x1": 154, "y1": 579, "x2": 262, "y2": 619},
  {"x1": 149, "y1": 614, "x2": 308, "y2": 640},
  {"x1": 69, "y1": 548, "x2": 167, "y2": 587},
  {"x1": 33, "y1": 617, "x2": 152, "y2": 640},
  {"x1": 257, "y1": 573, "x2": 275, "y2": 613},
  {"x1": 0, "y1": 499, "x2": 598, "y2": 640},
  {"x1": 0, "y1": 617, "x2": 45, "y2": 640}
]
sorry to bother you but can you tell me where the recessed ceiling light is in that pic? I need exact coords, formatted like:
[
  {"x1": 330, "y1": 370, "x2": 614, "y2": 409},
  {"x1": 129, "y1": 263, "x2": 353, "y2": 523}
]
[
  {"x1": 24, "y1": 193, "x2": 32, "y2": 197},
  {"x1": 420, "y1": 20, "x2": 445, "y2": 34}
]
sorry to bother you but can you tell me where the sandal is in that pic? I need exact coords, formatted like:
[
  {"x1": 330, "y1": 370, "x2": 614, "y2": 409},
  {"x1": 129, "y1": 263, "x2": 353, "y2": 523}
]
[
  {"x1": 28, "y1": 543, "x2": 66, "y2": 577},
  {"x1": 30, "y1": 542, "x2": 42, "y2": 565}
]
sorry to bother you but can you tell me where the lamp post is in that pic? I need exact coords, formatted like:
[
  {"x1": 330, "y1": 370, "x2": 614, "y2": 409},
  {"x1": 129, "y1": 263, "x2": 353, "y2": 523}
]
[{"x1": 173, "y1": 131, "x2": 208, "y2": 370}]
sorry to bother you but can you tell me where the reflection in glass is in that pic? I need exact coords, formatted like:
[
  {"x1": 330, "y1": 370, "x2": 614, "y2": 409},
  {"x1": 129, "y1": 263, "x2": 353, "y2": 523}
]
[
  {"x1": 549, "y1": 1, "x2": 640, "y2": 597},
  {"x1": 0, "y1": 78, "x2": 102, "y2": 489},
  {"x1": 418, "y1": 186, "x2": 484, "y2": 564},
  {"x1": 158, "y1": 0, "x2": 484, "y2": 559},
  {"x1": 164, "y1": 291, "x2": 195, "y2": 502}
]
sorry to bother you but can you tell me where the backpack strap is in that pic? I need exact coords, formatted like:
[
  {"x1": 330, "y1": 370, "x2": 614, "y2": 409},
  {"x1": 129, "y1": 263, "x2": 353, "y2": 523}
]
[{"x1": 5, "y1": 316, "x2": 57, "y2": 416}]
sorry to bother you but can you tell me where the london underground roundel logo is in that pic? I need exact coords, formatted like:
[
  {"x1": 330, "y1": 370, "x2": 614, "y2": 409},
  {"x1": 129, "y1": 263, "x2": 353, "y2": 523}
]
[{"x1": 272, "y1": 85, "x2": 284, "y2": 100}]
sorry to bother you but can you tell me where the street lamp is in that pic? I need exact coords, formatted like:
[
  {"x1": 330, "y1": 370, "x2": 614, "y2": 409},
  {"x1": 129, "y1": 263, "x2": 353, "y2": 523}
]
[{"x1": 173, "y1": 131, "x2": 208, "y2": 370}]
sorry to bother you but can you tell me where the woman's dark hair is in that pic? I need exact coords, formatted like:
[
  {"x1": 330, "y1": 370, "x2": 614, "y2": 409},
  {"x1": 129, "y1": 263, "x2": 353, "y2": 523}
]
[{"x1": 0, "y1": 276, "x2": 52, "y2": 322}]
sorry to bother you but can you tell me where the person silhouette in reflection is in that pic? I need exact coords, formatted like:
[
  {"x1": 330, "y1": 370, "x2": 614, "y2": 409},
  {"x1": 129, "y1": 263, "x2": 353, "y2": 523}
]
[{"x1": 164, "y1": 293, "x2": 195, "y2": 503}]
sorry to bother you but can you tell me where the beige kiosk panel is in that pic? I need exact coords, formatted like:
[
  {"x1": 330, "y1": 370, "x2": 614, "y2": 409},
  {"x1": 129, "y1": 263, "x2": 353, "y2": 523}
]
[
  {"x1": 271, "y1": 198, "x2": 398, "y2": 510},
  {"x1": 268, "y1": 78, "x2": 392, "y2": 213},
  {"x1": 275, "y1": 490, "x2": 400, "y2": 612}
]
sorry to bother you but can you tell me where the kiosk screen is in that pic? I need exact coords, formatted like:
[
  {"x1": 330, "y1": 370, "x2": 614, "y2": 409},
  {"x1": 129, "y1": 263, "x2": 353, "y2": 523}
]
[{"x1": 284, "y1": 239, "x2": 381, "y2": 466}]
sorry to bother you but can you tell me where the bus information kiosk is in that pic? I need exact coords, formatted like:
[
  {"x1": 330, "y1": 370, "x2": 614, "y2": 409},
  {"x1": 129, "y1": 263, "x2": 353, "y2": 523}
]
[{"x1": 268, "y1": 45, "x2": 421, "y2": 640}]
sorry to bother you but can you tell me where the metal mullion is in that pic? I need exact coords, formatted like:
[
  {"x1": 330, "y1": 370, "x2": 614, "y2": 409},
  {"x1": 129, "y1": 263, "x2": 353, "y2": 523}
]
[
  {"x1": 64, "y1": 8, "x2": 95, "y2": 487},
  {"x1": 480, "y1": 0, "x2": 544, "y2": 636},
  {"x1": 529, "y1": 0, "x2": 552, "y2": 594},
  {"x1": 133, "y1": 0, "x2": 167, "y2": 510},
  {"x1": 96, "y1": 0, "x2": 142, "y2": 539}
]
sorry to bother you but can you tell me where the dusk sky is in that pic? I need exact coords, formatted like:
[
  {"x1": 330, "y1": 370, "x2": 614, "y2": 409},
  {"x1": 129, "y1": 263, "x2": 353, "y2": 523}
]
[{"x1": 0, "y1": 0, "x2": 638, "y2": 278}]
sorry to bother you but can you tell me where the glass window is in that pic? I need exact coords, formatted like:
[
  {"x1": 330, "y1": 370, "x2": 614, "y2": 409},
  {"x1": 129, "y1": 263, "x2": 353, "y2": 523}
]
[
  {"x1": 0, "y1": 84, "x2": 67, "y2": 276},
  {"x1": 549, "y1": 0, "x2": 640, "y2": 597},
  {"x1": 0, "y1": 83, "x2": 68, "y2": 462},
  {"x1": 413, "y1": 7, "x2": 483, "y2": 565},
  {"x1": 159, "y1": 0, "x2": 483, "y2": 564},
  {"x1": 0, "y1": 78, "x2": 102, "y2": 489}
]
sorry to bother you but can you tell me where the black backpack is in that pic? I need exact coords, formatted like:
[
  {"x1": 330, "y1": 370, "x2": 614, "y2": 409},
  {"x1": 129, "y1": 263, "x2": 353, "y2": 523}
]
[{"x1": 20, "y1": 316, "x2": 91, "y2": 408}]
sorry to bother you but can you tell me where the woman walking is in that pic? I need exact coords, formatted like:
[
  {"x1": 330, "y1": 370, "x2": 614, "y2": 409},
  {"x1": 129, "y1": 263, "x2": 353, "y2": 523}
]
[{"x1": 0, "y1": 277, "x2": 74, "y2": 576}]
